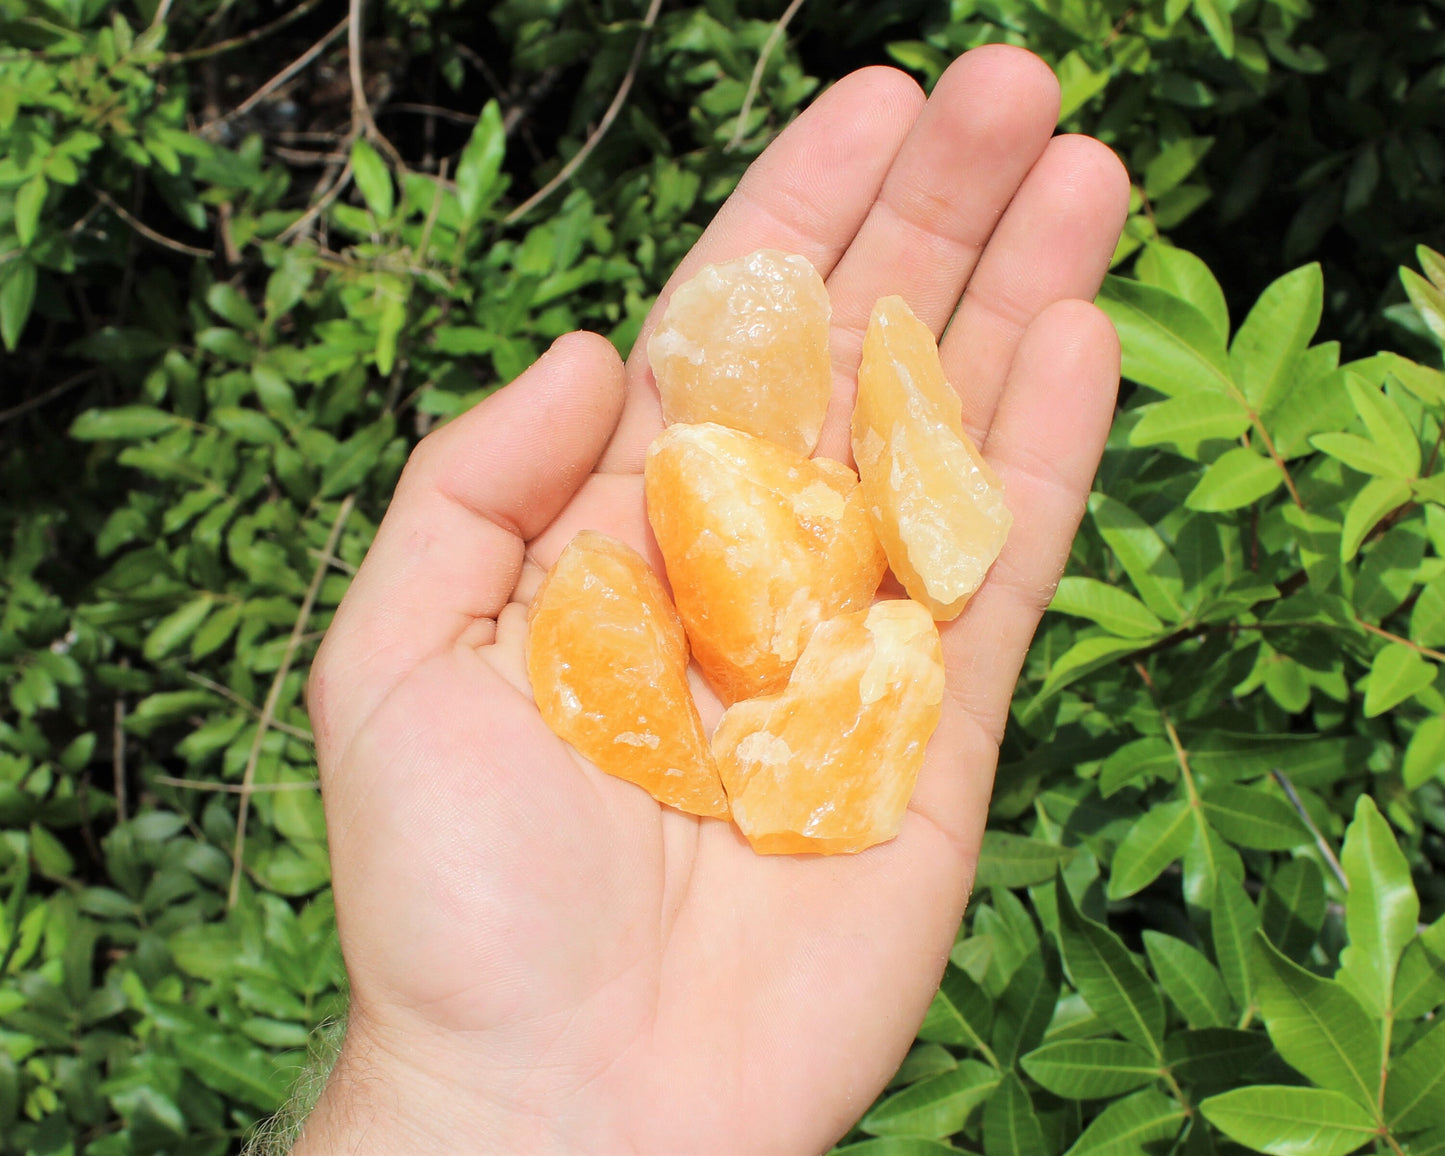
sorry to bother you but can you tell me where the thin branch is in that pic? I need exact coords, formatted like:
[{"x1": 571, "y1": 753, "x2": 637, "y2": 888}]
[
  {"x1": 0, "y1": 369, "x2": 98, "y2": 426},
  {"x1": 503, "y1": 0, "x2": 664, "y2": 224},
  {"x1": 113, "y1": 661, "x2": 128, "y2": 826},
  {"x1": 158, "y1": 775, "x2": 318, "y2": 795},
  {"x1": 202, "y1": 16, "x2": 348, "y2": 132},
  {"x1": 185, "y1": 671, "x2": 313, "y2": 743},
  {"x1": 385, "y1": 101, "x2": 479, "y2": 127},
  {"x1": 1271, "y1": 768, "x2": 1348, "y2": 891},
  {"x1": 725, "y1": 0, "x2": 807, "y2": 152},
  {"x1": 1357, "y1": 618, "x2": 1445, "y2": 663},
  {"x1": 149, "y1": 0, "x2": 175, "y2": 33},
  {"x1": 347, "y1": 0, "x2": 405, "y2": 168},
  {"x1": 90, "y1": 187, "x2": 213, "y2": 258},
  {"x1": 279, "y1": 153, "x2": 356, "y2": 244},
  {"x1": 167, "y1": 0, "x2": 327, "y2": 62},
  {"x1": 229, "y1": 495, "x2": 355, "y2": 908}
]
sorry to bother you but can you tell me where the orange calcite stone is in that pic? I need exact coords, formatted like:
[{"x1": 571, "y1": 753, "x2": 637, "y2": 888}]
[
  {"x1": 647, "y1": 249, "x2": 833, "y2": 456},
  {"x1": 526, "y1": 531, "x2": 728, "y2": 817},
  {"x1": 712, "y1": 601, "x2": 944, "y2": 855},
  {"x1": 645, "y1": 423, "x2": 887, "y2": 705},
  {"x1": 852, "y1": 296, "x2": 1011, "y2": 620}
]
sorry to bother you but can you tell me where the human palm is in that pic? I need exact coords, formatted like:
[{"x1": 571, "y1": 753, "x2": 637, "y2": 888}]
[{"x1": 297, "y1": 47, "x2": 1128, "y2": 1155}]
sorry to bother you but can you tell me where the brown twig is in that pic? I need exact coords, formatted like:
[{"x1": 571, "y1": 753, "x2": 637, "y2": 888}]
[
  {"x1": 113, "y1": 659, "x2": 129, "y2": 826},
  {"x1": 185, "y1": 672, "x2": 313, "y2": 743},
  {"x1": 90, "y1": 187, "x2": 213, "y2": 258},
  {"x1": 1271, "y1": 768, "x2": 1348, "y2": 891},
  {"x1": 503, "y1": 0, "x2": 664, "y2": 224},
  {"x1": 1356, "y1": 618, "x2": 1445, "y2": 663},
  {"x1": 279, "y1": 152, "x2": 357, "y2": 243},
  {"x1": 201, "y1": 16, "x2": 348, "y2": 132},
  {"x1": 386, "y1": 102, "x2": 479, "y2": 128},
  {"x1": 347, "y1": 0, "x2": 405, "y2": 168},
  {"x1": 229, "y1": 495, "x2": 355, "y2": 908},
  {"x1": 725, "y1": 0, "x2": 807, "y2": 152},
  {"x1": 167, "y1": 0, "x2": 327, "y2": 62},
  {"x1": 0, "y1": 369, "x2": 98, "y2": 426},
  {"x1": 158, "y1": 775, "x2": 318, "y2": 795}
]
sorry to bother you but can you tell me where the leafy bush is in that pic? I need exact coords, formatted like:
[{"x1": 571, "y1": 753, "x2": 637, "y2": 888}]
[{"x1": 1, "y1": 0, "x2": 1443, "y2": 1153}]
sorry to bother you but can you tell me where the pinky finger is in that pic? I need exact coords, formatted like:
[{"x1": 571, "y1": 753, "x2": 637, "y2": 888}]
[{"x1": 940, "y1": 299, "x2": 1120, "y2": 746}]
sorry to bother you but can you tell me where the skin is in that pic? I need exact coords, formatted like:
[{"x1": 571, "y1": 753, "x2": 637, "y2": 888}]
[{"x1": 294, "y1": 46, "x2": 1130, "y2": 1155}]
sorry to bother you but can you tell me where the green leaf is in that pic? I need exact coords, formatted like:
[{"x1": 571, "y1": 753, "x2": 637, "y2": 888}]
[
  {"x1": 1098, "y1": 276, "x2": 1233, "y2": 397},
  {"x1": 1231, "y1": 264, "x2": 1322, "y2": 412},
  {"x1": 1056, "y1": 879, "x2": 1165, "y2": 1051},
  {"x1": 975, "y1": 832, "x2": 1075, "y2": 890},
  {"x1": 1144, "y1": 930, "x2": 1232, "y2": 1029},
  {"x1": 71, "y1": 406, "x2": 184, "y2": 440},
  {"x1": 1200, "y1": 1086, "x2": 1376, "y2": 1156},
  {"x1": 993, "y1": 944, "x2": 1061, "y2": 1067},
  {"x1": 350, "y1": 138, "x2": 394, "y2": 219},
  {"x1": 319, "y1": 416, "x2": 395, "y2": 498},
  {"x1": 1396, "y1": 918, "x2": 1445, "y2": 1020},
  {"x1": 1100, "y1": 737, "x2": 1176, "y2": 797},
  {"x1": 1088, "y1": 493, "x2": 1187, "y2": 622},
  {"x1": 1401, "y1": 266, "x2": 1445, "y2": 349},
  {"x1": 0, "y1": 258, "x2": 37, "y2": 352},
  {"x1": 982, "y1": 1072, "x2": 1048, "y2": 1156},
  {"x1": 1031, "y1": 634, "x2": 1150, "y2": 708},
  {"x1": 171, "y1": 1032, "x2": 287, "y2": 1111},
  {"x1": 1410, "y1": 575, "x2": 1445, "y2": 648},
  {"x1": 1362, "y1": 643, "x2": 1436, "y2": 718},
  {"x1": 1134, "y1": 246, "x2": 1229, "y2": 340},
  {"x1": 1211, "y1": 874, "x2": 1259, "y2": 1008},
  {"x1": 1164, "y1": 1027, "x2": 1269, "y2": 1088},
  {"x1": 1308, "y1": 432, "x2": 1405, "y2": 478},
  {"x1": 456, "y1": 99, "x2": 506, "y2": 227},
  {"x1": 142, "y1": 595, "x2": 214, "y2": 661},
  {"x1": 1261, "y1": 858, "x2": 1327, "y2": 960},
  {"x1": 1185, "y1": 447, "x2": 1282, "y2": 511},
  {"x1": 1021, "y1": 1039, "x2": 1158, "y2": 1100},
  {"x1": 1144, "y1": 137, "x2": 1215, "y2": 198},
  {"x1": 1200, "y1": 784, "x2": 1308, "y2": 850},
  {"x1": 1192, "y1": 0, "x2": 1234, "y2": 57},
  {"x1": 1341, "y1": 477, "x2": 1412, "y2": 561},
  {"x1": 1063, "y1": 1089, "x2": 1186, "y2": 1156},
  {"x1": 1344, "y1": 371, "x2": 1421, "y2": 477},
  {"x1": 1049, "y1": 577, "x2": 1166, "y2": 638},
  {"x1": 835, "y1": 1141, "x2": 962, "y2": 1156},
  {"x1": 1129, "y1": 392, "x2": 1250, "y2": 459},
  {"x1": 917, "y1": 965, "x2": 993, "y2": 1054},
  {"x1": 859, "y1": 1061, "x2": 999, "y2": 1138},
  {"x1": 1386, "y1": 1018, "x2": 1445, "y2": 1131},
  {"x1": 1107, "y1": 799, "x2": 1193, "y2": 899},
  {"x1": 1402, "y1": 1128, "x2": 1445, "y2": 1156},
  {"x1": 1403, "y1": 715, "x2": 1445, "y2": 790},
  {"x1": 15, "y1": 173, "x2": 46, "y2": 247},
  {"x1": 1337, "y1": 794, "x2": 1418, "y2": 1018},
  {"x1": 205, "y1": 283, "x2": 262, "y2": 333},
  {"x1": 1250, "y1": 931, "x2": 1380, "y2": 1108}
]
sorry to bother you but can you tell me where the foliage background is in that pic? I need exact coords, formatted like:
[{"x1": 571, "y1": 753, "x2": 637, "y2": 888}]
[{"x1": 2, "y1": 0, "x2": 1444, "y2": 1152}]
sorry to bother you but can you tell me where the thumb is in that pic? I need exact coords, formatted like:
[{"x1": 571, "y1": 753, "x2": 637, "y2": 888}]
[{"x1": 311, "y1": 331, "x2": 627, "y2": 760}]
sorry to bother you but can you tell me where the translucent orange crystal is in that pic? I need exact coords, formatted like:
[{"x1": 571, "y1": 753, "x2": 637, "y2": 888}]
[
  {"x1": 526, "y1": 531, "x2": 728, "y2": 817},
  {"x1": 712, "y1": 600, "x2": 944, "y2": 855},
  {"x1": 852, "y1": 296, "x2": 1012, "y2": 620},
  {"x1": 647, "y1": 249, "x2": 833, "y2": 456},
  {"x1": 645, "y1": 422, "x2": 887, "y2": 705}
]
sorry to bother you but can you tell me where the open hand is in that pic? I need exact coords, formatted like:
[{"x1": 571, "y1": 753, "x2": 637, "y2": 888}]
[{"x1": 297, "y1": 45, "x2": 1129, "y2": 1155}]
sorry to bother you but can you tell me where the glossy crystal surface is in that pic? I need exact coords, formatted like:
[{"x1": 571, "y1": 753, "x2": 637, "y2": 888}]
[
  {"x1": 712, "y1": 600, "x2": 944, "y2": 855},
  {"x1": 852, "y1": 296, "x2": 1011, "y2": 620},
  {"x1": 645, "y1": 422, "x2": 886, "y2": 705},
  {"x1": 647, "y1": 249, "x2": 832, "y2": 456},
  {"x1": 526, "y1": 531, "x2": 728, "y2": 817}
]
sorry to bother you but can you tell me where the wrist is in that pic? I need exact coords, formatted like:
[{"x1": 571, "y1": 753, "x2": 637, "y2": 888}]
[{"x1": 286, "y1": 1009, "x2": 631, "y2": 1155}]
